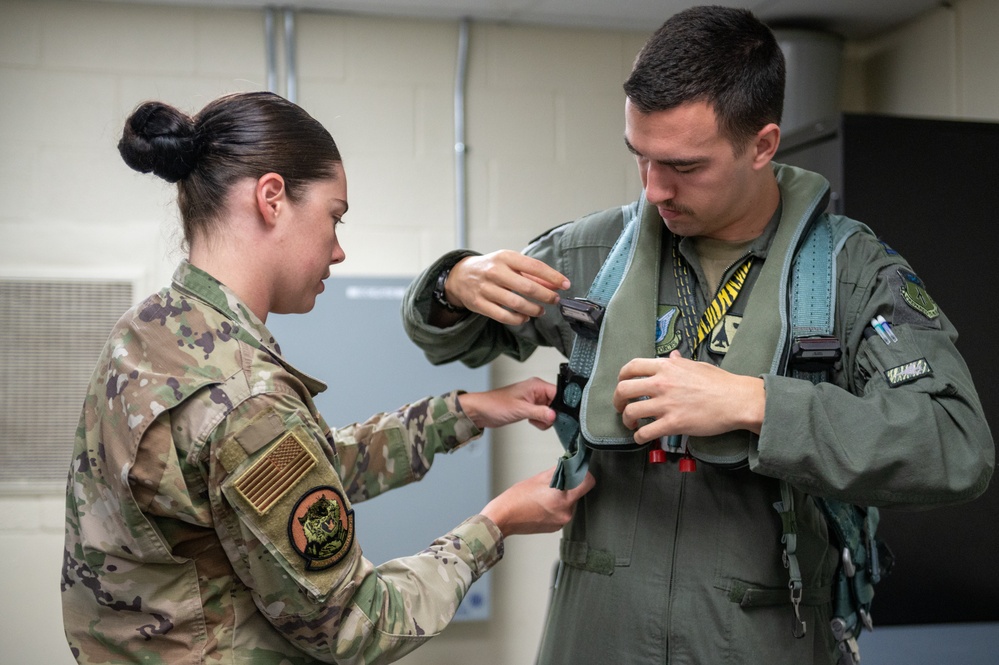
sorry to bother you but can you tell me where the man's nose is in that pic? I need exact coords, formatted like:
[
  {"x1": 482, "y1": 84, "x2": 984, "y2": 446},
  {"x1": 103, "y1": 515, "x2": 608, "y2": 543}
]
[{"x1": 643, "y1": 162, "x2": 676, "y2": 203}]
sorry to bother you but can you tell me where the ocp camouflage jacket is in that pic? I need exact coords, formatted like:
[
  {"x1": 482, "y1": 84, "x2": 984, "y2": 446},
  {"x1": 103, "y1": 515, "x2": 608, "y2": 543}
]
[{"x1": 62, "y1": 261, "x2": 502, "y2": 664}]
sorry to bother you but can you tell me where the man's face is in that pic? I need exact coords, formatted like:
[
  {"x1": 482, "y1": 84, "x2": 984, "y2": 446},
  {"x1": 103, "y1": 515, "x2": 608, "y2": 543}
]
[{"x1": 624, "y1": 99, "x2": 772, "y2": 242}]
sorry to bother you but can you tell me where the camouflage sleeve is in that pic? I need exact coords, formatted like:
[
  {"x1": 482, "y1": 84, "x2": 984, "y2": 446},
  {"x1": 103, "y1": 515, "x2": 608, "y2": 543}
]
[
  {"x1": 212, "y1": 392, "x2": 503, "y2": 664},
  {"x1": 331, "y1": 389, "x2": 482, "y2": 504}
]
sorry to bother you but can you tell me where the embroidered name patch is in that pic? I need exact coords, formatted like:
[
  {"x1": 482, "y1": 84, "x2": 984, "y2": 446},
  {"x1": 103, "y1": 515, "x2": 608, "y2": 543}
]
[
  {"x1": 289, "y1": 486, "x2": 355, "y2": 571},
  {"x1": 885, "y1": 358, "x2": 932, "y2": 387},
  {"x1": 235, "y1": 431, "x2": 317, "y2": 514}
]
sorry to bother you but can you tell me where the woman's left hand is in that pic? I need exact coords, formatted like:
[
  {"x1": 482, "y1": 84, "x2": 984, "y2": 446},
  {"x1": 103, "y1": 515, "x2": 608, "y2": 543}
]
[{"x1": 458, "y1": 377, "x2": 558, "y2": 430}]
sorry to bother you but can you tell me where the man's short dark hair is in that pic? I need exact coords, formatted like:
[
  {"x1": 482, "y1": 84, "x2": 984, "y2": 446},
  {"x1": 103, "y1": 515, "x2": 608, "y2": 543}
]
[{"x1": 623, "y1": 5, "x2": 785, "y2": 150}]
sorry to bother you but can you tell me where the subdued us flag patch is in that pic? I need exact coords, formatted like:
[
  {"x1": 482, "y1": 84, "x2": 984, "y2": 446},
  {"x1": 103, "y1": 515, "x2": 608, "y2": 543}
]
[{"x1": 235, "y1": 431, "x2": 317, "y2": 514}]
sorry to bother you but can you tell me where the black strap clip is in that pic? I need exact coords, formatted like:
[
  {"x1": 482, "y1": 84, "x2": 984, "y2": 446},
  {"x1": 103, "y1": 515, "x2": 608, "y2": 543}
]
[
  {"x1": 789, "y1": 335, "x2": 842, "y2": 373},
  {"x1": 559, "y1": 298, "x2": 604, "y2": 340},
  {"x1": 551, "y1": 363, "x2": 588, "y2": 422}
]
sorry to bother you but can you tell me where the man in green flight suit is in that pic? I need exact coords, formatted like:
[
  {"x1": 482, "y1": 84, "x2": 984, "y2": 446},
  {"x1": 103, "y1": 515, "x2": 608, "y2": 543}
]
[{"x1": 401, "y1": 6, "x2": 994, "y2": 664}]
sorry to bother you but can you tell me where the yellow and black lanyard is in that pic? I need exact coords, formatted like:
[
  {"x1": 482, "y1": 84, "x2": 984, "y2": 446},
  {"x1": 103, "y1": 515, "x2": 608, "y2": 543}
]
[{"x1": 671, "y1": 238, "x2": 753, "y2": 360}]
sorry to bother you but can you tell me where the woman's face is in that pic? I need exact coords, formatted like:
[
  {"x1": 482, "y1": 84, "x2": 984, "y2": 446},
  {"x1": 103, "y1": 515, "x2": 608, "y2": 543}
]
[{"x1": 272, "y1": 163, "x2": 348, "y2": 315}]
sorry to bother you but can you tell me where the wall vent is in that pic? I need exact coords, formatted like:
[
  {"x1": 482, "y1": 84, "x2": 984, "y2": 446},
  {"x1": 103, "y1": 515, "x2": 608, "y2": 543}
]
[{"x1": 0, "y1": 278, "x2": 134, "y2": 490}]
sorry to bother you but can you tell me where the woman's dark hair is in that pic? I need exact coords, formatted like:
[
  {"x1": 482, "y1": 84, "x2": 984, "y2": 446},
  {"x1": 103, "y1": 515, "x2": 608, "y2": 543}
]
[
  {"x1": 118, "y1": 91, "x2": 342, "y2": 243},
  {"x1": 623, "y1": 6, "x2": 785, "y2": 151}
]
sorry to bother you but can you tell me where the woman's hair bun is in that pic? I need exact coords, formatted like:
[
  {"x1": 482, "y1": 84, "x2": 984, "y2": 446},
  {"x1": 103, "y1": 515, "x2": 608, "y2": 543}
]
[{"x1": 118, "y1": 102, "x2": 200, "y2": 183}]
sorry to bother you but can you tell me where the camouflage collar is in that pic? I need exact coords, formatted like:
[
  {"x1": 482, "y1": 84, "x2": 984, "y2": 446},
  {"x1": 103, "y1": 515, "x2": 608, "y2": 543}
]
[{"x1": 171, "y1": 261, "x2": 327, "y2": 396}]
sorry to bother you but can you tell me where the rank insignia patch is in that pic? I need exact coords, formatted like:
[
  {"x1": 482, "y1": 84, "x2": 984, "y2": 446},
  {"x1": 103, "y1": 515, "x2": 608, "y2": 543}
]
[
  {"x1": 885, "y1": 358, "x2": 932, "y2": 387},
  {"x1": 898, "y1": 268, "x2": 939, "y2": 319},
  {"x1": 655, "y1": 306, "x2": 682, "y2": 356},
  {"x1": 289, "y1": 486, "x2": 355, "y2": 571}
]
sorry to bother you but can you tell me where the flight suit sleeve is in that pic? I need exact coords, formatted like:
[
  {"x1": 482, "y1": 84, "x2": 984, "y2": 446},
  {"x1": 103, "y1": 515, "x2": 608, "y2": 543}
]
[
  {"x1": 752, "y1": 234, "x2": 994, "y2": 509},
  {"x1": 211, "y1": 391, "x2": 503, "y2": 664},
  {"x1": 401, "y1": 222, "x2": 603, "y2": 369},
  {"x1": 402, "y1": 250, "x2": 546, "y2": 368}
]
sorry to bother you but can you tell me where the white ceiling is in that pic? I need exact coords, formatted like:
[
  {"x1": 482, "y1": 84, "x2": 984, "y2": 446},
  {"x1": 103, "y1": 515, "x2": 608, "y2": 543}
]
[{"x1": 97, "y1": 0, "x2": 944, "y2": 40}]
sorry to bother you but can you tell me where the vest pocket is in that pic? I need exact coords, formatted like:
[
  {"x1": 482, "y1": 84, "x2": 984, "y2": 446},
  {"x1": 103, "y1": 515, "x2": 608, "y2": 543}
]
[{"x1": 559, "y1": 449, "x2": 646, "y2": 570}]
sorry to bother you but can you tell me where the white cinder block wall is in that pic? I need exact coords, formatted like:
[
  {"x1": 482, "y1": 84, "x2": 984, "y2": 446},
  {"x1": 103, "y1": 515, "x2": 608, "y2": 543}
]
[{"x1": 1, "y1": 0, "x2": 996, "y2": 664}]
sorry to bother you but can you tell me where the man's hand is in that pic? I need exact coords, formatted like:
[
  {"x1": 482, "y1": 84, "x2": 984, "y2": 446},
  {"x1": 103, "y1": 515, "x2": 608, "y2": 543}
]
[
  {"x1": 480, "y1": 468, "x2": 595, "y2": 537},
  {"x1": 612, "y1": 351, "x2": 765, "y2": 444},
  {"x1": 458, "y1": 377, "x2": 558, "y2": 430},
  {"x1": 444, "y1": 251, "x2": 570, "y2": 325}
]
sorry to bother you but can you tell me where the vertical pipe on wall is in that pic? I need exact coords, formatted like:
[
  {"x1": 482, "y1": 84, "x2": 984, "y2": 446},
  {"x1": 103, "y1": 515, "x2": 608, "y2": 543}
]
[
  {"x1": 454, "y1": 18, "x2": 470, "y2": 249},
  {"x1": 284, "y1": 7, "x2": 298, "y2": 103},
  {"x1": 264, "y1": 6, "x2": 278, "y2": 94}
]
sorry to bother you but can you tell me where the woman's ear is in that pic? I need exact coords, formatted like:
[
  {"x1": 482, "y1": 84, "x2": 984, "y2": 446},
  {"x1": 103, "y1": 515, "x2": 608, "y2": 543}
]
[{"x1": 255, "y1": 173, "x2": 287, "y2": 226}]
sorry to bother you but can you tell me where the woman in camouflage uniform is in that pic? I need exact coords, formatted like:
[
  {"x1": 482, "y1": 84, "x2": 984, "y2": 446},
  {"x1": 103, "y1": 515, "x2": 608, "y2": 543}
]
[{"x1": 61, "y1": 91, "x2": 594, "y2": 665}]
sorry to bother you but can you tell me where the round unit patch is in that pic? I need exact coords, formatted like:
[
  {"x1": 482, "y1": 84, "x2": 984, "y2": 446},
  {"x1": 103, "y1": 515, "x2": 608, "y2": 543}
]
[{"x1": 288, "y1": 486, "x2": 355, "y2": 571}]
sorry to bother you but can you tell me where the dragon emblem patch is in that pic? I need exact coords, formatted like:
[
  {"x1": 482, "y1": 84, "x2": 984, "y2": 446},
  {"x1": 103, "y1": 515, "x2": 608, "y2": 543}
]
[{"x1": 289, "y1": 486, "x2": 355, "y2": 571}]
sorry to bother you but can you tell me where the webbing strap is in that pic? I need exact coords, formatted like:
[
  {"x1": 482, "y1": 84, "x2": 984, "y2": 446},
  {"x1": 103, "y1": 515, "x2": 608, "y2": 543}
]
[
  {"x1": 791, "y1": 216, "x2": 834, "y2": 338},
  {"x1": 789, "y1": 217, "x2": 834, "y2": 383},
  {"x1": 774, "y1": 481, "x2": 807, "y2": 637},
  {"x1": 551, "y1": 202, "x2": 640, "y2": 490},
  {"x1": 780, "y1": 214, "x2": 880, "y2": 663},
  {"x1": 779, "y1": 215, "x2": 833, "y2": 641}
]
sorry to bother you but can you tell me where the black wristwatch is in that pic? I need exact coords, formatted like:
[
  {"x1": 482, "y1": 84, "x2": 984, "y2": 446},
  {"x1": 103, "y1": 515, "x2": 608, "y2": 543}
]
[{"x1": 432, "y1": 265, "x2": 466, "y2": 313}]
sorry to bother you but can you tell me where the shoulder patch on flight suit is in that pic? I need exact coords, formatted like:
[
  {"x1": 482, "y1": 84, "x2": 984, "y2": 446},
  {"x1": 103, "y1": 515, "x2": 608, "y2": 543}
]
[
  {"x1": 885, "y1": 358, "x2": 932, "y2": 387},
  {"x1": 879, "y1": 240, "x2": 899, "y2": 256},
  {"x1": 288, "y1": 486, "x2": 355, "y2": 571},
  {"x1": 897, "y1": 268, "x2": 939, "y2": 319},
  {"x1": 234, "y1": 430, "x2": 317, "y2": 514}
]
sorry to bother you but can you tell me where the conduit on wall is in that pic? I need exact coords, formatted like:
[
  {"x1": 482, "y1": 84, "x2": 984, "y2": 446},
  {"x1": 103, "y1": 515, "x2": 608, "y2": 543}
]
[
  {"x1": 265, "y1": 9, "x2": 468, "y2": 247},
  {"x1": 454, "y1": 18, "x2": 470, "y2": 249},
  {"x1": 284, "y1": 7, "x2": 298, "y2": 104},
  {"x1": 265, "y1": 7, "x2": 277, "y2": 94},
  {"x1": 264, "y1": 5, "x2": 298, "y2": 103}
]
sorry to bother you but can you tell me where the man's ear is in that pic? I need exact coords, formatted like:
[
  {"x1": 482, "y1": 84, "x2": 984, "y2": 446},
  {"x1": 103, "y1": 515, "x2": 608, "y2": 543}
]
[
  {"x1": 751, "y1": 123, "x2": 781, "y2": 170},
  {"x1": 255, "y1": 173, "x2": 287, "y2": 226}
]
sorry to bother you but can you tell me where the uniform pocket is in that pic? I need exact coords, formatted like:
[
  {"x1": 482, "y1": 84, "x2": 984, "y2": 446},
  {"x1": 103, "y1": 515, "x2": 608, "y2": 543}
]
[{"x1": 560, "y1": 449, "x2": 646, "y2": 571}]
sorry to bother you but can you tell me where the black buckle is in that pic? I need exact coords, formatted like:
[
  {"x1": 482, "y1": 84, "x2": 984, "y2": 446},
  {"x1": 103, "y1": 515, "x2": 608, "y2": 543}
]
[
  {"x1": 551, "y1": 363, "x2": 588, "y2": 422},
  {"x1": 559, "y1": 298, "x2": 604, "y2": 340},
  {"x1": 790, "y1": 336, "x2": 842, "y2": 372}
]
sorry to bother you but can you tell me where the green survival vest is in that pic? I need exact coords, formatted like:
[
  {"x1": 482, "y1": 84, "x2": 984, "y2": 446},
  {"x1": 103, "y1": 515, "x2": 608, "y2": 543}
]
[{"x1": 549, "y1": 196, "x2": 890, "y2": 665}]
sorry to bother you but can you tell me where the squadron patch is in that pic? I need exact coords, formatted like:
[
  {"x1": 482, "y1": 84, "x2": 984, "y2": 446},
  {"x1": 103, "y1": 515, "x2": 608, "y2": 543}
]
[
  {"x1": 289, "y1": 486, "x2": 355, "y2": 571},
  {"x1": 708, "y1": 315, "x2": 742, "y2": 354},
  {"x1": 655, "y1": 306, "x2": 682, "y2": 356},
  {"x1": 898, "y1": 269, "x2": 939, "y2": 319},
  {"x1": 885, "y1": 358, "x2": 932, "y2": 387}
]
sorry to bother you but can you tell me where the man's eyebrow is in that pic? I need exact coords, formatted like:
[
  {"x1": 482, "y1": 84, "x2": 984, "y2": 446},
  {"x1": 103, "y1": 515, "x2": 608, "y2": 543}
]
[{"x1": 622, "y1": 137, "x2": 705, "y2": 167}]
